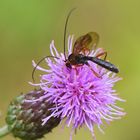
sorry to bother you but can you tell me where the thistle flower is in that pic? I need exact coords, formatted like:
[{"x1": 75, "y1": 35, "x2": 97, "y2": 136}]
[
  {"x1": 32, "y1": 35, "x2": 125, "y2": 139},
  {"x1": 0, "y1": 89, "x2": 60, "y2": 140}
]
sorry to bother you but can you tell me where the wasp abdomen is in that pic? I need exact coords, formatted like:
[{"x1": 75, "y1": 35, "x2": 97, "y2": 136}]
[{"x1": 89, "y1": 57, "x2": 119, "y2": 73}]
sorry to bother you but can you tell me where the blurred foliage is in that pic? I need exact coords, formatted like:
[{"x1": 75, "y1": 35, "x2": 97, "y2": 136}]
[{"x1": 0, "y1": 0, "x2": 140, "y2": 140}]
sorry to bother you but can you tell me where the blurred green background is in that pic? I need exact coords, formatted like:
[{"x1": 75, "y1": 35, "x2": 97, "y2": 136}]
[{"x1": 0, "y1": 0, "x2": 139, "y2": 140}]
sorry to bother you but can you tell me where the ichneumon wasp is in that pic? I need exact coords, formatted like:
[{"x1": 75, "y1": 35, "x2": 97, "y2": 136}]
[{"x1": 32, "y1": 8, "x2": 119, "y2": 82}]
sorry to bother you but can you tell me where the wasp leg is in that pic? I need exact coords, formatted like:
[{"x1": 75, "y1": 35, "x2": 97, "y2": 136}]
[
  {"x1": 96, "y1": 51, "x2": 108, "y2": 77},
  {"x1": 96, "y1": 51, "x2": 107, "y2": 60},
  {"x1": 73, "y1": 64, "x2": 83, "y2": 75},
  {"x1": 85, "y1": 62, "x2": 101, "y2": 78}
]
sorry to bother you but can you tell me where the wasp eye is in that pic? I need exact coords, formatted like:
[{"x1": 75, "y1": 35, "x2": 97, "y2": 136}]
[{"x1": 66, "y1": 62, "x2": 72, "y2": 69}]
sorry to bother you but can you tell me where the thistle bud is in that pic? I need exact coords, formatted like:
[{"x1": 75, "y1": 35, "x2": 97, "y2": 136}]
[{"x1": 0, "y1": 89, "x2": 60, "y2": 140}]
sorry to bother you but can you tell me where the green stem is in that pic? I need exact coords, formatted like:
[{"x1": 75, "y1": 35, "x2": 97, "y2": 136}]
[{"x1": 0, "y1": 125, "x2": 10, "y2": 138}]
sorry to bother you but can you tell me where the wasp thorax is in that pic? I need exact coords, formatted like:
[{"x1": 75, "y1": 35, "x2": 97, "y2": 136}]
[
  {"x1": 67, "y1": 53, "x2": 86, "y2": 65},
  {"x1": 68, "y1": 54, "x2": 76, "y2": 63}
]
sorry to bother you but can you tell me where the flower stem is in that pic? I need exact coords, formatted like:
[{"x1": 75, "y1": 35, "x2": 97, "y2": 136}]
[{"x1": 0, "y1": 125, "x2": 10, "y2": 138}]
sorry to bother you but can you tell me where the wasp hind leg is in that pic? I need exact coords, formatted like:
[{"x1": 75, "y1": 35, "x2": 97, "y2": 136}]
[
  {"x1": 96, "y1": 51, "x2": 107, "y2": 60},
  {"x1": 95, "y1": 51, "x2": 108, "y2": 76},
  {"x1": 85, "y1": 62, "x2": 101, "y2": 78}
]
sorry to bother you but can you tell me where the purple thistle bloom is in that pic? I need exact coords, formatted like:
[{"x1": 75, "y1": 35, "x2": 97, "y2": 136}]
[{"x1": 31, "y1": 35, "x2": 125, "y2": 139}]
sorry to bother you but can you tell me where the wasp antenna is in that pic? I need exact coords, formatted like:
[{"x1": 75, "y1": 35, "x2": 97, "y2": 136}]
[
  {"x1": 32, "y1": 55, "x2": 60, "y2": 83},
  {"x1": 64, "y1": 8, "x2": 76, "y2": 61}
]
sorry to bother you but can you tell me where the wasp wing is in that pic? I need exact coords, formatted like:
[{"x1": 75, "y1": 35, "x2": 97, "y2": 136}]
[{"x1": 73, "y1": 32, "x2": 99, "y2": 55}]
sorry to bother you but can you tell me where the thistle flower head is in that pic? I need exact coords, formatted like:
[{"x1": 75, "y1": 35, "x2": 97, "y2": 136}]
[{"x1": 31, "y1": 35, "x2": 125, "y2": 139}]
